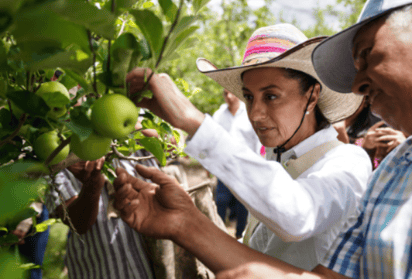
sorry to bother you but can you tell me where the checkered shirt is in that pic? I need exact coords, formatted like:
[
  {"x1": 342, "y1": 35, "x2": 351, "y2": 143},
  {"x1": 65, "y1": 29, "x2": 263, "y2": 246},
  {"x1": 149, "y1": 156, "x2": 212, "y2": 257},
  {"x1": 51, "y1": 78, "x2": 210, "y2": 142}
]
[{"x1": 322, "y1": 137, "x2": 412, "y2": 278}]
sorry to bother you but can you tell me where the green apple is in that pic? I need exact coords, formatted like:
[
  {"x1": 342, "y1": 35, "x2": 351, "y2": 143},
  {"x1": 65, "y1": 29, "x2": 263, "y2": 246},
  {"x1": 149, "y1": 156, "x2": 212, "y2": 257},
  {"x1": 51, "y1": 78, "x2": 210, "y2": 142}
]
[
  {"x1": 36, "y1": 81, "x2": 70, "y2": 117},
  {"x1": 91, "y1": 94, "x2": 139, "y2": 139},
  {"x1": 33, "y1": 131, "x2": 70, "y2": 165},
  {"x1": 71, "y1": 132, "x2": 112, "y2": 161},
  {"x1": 46, "y1": 106, "x2": 67, "y2": 119}
]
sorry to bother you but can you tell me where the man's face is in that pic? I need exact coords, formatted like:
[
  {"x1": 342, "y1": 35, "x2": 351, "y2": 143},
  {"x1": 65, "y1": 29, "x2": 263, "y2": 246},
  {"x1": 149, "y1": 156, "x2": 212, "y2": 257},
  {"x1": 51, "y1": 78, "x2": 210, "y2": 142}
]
[{"x1": 351, "y1": 16, "x2": 412, "y2": 135}]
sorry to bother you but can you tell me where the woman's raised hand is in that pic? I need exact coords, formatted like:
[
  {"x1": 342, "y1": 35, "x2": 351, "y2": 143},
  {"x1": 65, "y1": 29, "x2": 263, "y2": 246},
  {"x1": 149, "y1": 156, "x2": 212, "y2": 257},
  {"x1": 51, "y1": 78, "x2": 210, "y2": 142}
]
[
  {"x1": 113, "y1": 164, "x2": 197, "y2": 240},
  {"x1": 126, "y1": 68, "x2": 205, "y2": 137}
]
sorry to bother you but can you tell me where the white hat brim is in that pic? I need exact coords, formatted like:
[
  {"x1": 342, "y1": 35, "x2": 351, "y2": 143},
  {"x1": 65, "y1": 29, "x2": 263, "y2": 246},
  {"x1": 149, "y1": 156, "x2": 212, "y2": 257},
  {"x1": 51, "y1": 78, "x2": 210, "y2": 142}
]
[{"x1": 197, "y1": 37, "x2": 363, "y2": 123}]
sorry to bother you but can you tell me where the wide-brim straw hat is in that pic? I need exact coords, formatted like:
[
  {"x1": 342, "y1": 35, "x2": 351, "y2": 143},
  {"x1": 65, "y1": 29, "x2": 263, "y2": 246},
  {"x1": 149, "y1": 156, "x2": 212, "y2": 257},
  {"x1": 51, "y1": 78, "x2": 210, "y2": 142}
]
[
  {"x1": 312, "y1": 0, "x2": 412, "y2": 93},
  {"x1": 196, "y1": 23, "x2": 363, "y2": 124}
]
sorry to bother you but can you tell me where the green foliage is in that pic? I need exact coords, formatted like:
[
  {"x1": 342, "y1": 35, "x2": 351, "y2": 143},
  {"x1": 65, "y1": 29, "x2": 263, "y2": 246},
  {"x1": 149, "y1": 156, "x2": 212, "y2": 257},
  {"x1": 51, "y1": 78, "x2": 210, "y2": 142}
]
[{"x1": 0, "y1": 0, "x2": 210, "y2": 274}]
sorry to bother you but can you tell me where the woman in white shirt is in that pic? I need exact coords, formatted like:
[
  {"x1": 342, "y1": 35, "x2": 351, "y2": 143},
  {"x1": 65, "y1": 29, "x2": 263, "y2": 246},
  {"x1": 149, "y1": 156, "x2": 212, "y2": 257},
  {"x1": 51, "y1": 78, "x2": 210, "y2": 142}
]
[{"x1": 120, "y1": 23, "x2": 372, "y2": 271}]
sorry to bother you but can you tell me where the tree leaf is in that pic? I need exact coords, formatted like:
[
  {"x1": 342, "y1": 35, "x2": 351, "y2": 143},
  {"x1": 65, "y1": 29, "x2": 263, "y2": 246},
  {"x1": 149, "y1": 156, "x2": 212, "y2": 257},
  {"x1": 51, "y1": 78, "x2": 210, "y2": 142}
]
[
  {"x1": 63, "y1": 69, "x2": 92, "y2": 93},
  {"x1": 0, "y1": 11, "x2": 13, "y2": 36},
  {"x1": 65, "y1": 107, "x2": 93, "y2": 141},
  {"x1": 19, "y1": 263, "x2": 42, "y2": 271},
  {"x1": 6, "y1": 90, "x2": 49, "y2": 117},
  {"x1": 0, "y1": 234, "x2": 19, "y2": 245},
  {"x1": 0, "y1": 162, "x2": 44, "y2": 225},
  {"x1": 160, "y1": 122, "x2": 173, "y2": 135},
  {"x1": 13, "y1": 11, "x2": 89, "y2": 53},
  {"x1": 139, "y1": 137, "x2": 166, "y2": 166},
  {"x1": 5, "y1": 207, "x2": 37, "y2": 231},
  {"x1": 130, "y1": 9, "x2": 164, "y2": 58},
  {"x1": 0, "y1": 251, "x2": 25, "y2": 278},
  {"x1": 34, "y1": 218, "x2": 56, "y2": 233},
  {"x1": 173, "y1": 15, "x2": 197, "y2": 34},
  {"x1": 162, "y1": 26, "x2": 199, "y2": 65},
  {"x1": 42, "y1": 0, "x2": 117, "y2": 39},
  {"x1": 0, "y1": 41, "x2": 8, "y2": 72},
  {"x1": 23, "y1": 49, "x2": 93, "y2": 75},
  {"x1": 111, "y1": 33, "x2": 141, "y2": 88},
  {"x1": 193, "y1": 0, "x2": 210, "y2": 13},
  {"x1": 159, "y1": 0, "x2": 178, "y2": 22},
  {"x1": 110, "y1": 0, "x2": 136, "y2": 16}
]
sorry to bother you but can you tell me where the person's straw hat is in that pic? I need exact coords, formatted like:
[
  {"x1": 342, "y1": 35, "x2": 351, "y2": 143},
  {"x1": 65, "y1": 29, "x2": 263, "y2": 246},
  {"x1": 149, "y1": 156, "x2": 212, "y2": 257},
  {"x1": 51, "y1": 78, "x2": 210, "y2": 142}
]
[
  {"x1": 197, "y1": 23, "x2": 363, "y2": 124},
  {"x1": 312, "y1": 0, "x2": 412, "y2": 93}
]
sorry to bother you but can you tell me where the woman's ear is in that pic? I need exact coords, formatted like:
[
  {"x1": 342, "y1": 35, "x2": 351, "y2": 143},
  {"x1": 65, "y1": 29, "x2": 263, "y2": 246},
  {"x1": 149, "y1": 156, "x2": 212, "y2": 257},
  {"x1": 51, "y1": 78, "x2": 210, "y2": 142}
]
[{"x1": 306, "y1": 83, "x2": 321, "y2": 113}]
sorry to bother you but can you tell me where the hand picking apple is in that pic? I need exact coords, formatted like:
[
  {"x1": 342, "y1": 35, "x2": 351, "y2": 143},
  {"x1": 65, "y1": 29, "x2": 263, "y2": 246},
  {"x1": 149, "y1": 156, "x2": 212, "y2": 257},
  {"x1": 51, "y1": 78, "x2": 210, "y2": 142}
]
[{"x1": 126, "y1": 68, "x2": 205, "y2": 137}]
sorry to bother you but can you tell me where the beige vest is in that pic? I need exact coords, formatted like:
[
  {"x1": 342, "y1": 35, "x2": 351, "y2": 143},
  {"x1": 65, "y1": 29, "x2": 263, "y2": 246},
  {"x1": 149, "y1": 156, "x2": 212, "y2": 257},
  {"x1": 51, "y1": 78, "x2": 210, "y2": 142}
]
[{"x1": 243, "y1": 140, "x2": 343, "y2": 246}]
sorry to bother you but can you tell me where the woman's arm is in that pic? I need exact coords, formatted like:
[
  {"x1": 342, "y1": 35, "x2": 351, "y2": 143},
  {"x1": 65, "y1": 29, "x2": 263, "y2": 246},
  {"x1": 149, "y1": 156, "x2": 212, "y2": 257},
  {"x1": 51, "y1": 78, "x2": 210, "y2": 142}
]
[{"x1": 185, "y1": 117, "x2": 371, "y2": 241}]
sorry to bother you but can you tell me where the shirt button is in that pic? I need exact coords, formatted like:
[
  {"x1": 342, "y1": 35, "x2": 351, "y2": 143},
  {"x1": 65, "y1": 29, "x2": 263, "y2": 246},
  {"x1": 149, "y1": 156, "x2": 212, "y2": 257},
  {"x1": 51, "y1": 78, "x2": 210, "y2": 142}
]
[{"x1": 199, "y1": 152, "x2": 206, "y2": 159}]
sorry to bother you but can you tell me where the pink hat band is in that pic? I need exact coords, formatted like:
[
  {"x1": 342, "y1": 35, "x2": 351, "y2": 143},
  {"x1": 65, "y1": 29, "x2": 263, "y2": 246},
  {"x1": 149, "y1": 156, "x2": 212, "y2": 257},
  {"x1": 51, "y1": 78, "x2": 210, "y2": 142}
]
[{"x1": 242, "y1": 24, "x2": 308, "y2": 66}]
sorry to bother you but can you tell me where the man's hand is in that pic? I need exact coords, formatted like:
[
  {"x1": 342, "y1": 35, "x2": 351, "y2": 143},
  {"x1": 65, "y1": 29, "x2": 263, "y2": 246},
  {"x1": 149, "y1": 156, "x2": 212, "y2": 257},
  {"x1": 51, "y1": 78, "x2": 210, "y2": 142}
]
[
  {"x1": 126, "y1": 68, "x2": 205, "y2": 137},
  {"x1": 67, "y1": 157, "x2": 105, "y2": 190},
  {"x1": 113, "y1": 163, "x2": 197, "y2": 240}
]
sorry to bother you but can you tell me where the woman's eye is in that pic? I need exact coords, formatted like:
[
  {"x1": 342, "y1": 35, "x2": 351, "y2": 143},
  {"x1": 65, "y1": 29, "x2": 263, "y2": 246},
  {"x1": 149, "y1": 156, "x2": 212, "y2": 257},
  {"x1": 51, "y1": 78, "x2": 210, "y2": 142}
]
[
  {"x1": 243, "y1": 94, "x2": 253, "y2": 101},
  {"x1": 266, "y1": 94, "x2": 277, "y2": 100}
]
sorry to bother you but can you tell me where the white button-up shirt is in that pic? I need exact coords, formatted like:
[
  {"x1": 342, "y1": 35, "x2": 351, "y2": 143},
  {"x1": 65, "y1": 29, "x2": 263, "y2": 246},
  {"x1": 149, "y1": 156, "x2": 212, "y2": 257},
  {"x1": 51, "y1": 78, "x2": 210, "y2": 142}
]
[
  {"x1": 212, "y1": 102, "x2": 260, "y2": 154},
  {"x1": 185, "y1": 115, "x2": 372, "y2": 269}
]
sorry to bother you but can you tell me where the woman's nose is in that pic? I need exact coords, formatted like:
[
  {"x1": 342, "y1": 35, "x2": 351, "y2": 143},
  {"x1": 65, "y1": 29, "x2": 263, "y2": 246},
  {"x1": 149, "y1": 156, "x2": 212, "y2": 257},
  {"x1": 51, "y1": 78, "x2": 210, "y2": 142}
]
[{"x1": 248, "y1": 100, "x2": 266, "y2": 122}]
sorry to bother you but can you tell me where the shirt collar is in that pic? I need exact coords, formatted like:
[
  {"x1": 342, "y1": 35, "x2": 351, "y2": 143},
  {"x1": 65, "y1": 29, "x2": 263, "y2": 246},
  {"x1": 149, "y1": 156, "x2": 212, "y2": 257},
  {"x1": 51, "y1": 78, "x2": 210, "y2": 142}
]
[{"x1": 266, "y1": 125, "x2": 339, "y2": 163}]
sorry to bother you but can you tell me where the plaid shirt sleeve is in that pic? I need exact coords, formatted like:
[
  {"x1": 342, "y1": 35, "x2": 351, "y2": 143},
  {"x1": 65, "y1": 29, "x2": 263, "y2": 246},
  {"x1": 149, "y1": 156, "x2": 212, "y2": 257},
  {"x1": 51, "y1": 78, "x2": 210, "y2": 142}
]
[{"x1": 321, "y1": 187, "x2": 372, "y2": 278}]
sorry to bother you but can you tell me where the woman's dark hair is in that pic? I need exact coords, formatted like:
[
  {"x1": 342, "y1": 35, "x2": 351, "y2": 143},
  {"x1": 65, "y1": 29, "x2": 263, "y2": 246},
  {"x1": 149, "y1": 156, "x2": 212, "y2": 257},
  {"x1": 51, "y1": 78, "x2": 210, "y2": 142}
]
[
  {"x1": 347, "y1": 105, "x2": 382, "y2": 139},
  {"x1": 283, "y1": 68, "x2": 330, "y2": 130}
]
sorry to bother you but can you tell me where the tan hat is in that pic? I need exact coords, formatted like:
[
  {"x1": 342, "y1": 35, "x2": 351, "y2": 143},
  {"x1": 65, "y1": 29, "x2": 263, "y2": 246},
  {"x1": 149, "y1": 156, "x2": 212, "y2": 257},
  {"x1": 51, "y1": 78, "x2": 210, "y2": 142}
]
[{"x1": 196, "y1": 24, "x2": 363, "y2": 124}]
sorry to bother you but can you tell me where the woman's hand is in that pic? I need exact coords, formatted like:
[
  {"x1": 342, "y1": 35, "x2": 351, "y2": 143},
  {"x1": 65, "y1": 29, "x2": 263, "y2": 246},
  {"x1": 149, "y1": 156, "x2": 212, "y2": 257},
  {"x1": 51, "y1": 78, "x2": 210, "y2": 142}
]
[
  {"x1": 363, "y1": 121, "x2": 406, "y2": 152},
  {"x1": 126, "y1": 68, "x2": 205, "y2": 137},
  {"x1": 113, "y1": 163, "x2": 197, "y2": 240},
  {"x1": 374, "y1": 127, "x2": 406, "y2": 153},
  {"x1": 362, "y1": 121, "x2": 386, "y2": 150}
]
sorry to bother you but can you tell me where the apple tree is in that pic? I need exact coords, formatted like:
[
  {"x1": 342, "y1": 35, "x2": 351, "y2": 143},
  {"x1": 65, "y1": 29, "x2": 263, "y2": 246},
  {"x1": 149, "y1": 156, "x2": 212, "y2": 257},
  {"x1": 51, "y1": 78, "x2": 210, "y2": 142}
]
[{"x1": 0, "y1": 0, "x2": 210, "y2": 275}]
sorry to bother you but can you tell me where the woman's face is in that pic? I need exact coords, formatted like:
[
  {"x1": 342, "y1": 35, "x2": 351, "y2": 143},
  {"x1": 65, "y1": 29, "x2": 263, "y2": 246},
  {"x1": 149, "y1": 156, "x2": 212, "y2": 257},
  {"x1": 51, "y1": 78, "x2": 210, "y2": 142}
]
[{"x1": 242, "y1": 67, "x2": 318, "y2": 148}]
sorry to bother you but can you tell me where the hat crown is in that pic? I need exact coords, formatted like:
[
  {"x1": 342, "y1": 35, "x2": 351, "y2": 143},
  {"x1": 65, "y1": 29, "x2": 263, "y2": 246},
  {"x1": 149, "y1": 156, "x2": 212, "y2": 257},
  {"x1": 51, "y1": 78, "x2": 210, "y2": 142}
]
[
  {"x1": 358, "y1": 0, "x2": 412, "y2": 22},
  {"x1": 242, "y1": 23, "x2": 307, "y2": 66}
]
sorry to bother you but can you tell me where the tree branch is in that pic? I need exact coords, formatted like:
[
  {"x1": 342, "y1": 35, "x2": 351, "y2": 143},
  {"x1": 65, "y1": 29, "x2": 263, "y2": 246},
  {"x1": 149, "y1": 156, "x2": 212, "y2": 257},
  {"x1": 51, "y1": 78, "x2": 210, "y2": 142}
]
[
  {"x1": 87, "y1": 30, "x2": 99, "y2": 97},
  {"x1": 0, "y1": 113, "x2": 27, "y2": 148},
  {"x1": 49, "y1": 152, "x2": 82, "y2": 175},
  {"x1": 111, "y1": 145, "x2": 155, "y2": 162},
  {"x1": 44, "y1": 136, "x2": 71, "y2": 166}
]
